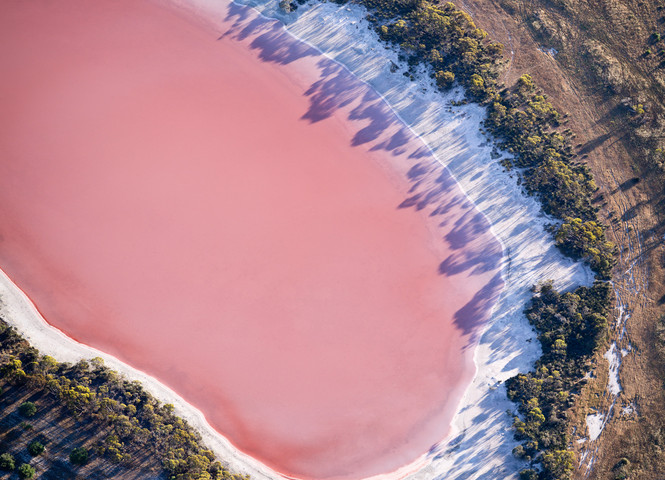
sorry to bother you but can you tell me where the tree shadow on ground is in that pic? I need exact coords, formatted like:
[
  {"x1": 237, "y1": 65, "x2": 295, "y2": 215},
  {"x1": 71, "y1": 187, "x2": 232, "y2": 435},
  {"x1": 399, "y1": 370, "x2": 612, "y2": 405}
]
[{"x1": 222, "y1": 2, "x2": 506, "y2": 348}]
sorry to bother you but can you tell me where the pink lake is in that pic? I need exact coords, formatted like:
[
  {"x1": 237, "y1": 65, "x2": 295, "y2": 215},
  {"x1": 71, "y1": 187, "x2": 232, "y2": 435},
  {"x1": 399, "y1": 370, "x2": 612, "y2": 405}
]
[{"x1": 0, "y1": 1, "x2": 503, "y2": 479}]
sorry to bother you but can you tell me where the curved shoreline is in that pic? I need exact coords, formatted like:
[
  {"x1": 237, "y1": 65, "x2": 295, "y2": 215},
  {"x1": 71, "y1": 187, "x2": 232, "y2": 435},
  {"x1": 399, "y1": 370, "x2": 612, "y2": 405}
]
[
  {"x1": 0, "y1": 2, "x2": 593, "y2": 480},
  {"x1": 166, "y1": 0, "x2": 595, "y2": 478},
  {"x1": 0, "y1": 267, "x2": 281, "y2": 480}
]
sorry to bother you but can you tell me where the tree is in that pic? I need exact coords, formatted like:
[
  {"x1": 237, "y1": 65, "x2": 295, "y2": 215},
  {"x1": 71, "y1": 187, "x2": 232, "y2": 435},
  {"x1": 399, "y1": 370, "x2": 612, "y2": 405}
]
[
  {"x1": 517, "y1": 73, "x2": 535, "y2": 93},
  {"x1": 526, "y1": 152, "x2": 596, "y2": 219},
  {"x1": 278, "y1": 0, "x2": 294, "y2": 12},
  {"x1": 613, "y1": 458, "x2": 632, "y2": 479},
  {"x1": 555, "y1": 217, "x2": 615, "y2": 277},
  {"x1": 18, "y1": 463, "x2": 35, "y2": 479},
  {"x1": 541, "y1": 449, "x2": 575, "y2": 479},
  {"x1": 469, "y1": 73, "x2": 485, "y2": 97},
  {"x1": 27, "y1": 441, "x2": 45, "y2": 456},
  {"x1": 519, "y1": 469, "x2": 538, "y2": 480},
  {"x1": 70, "y1": 447, "x2": 89, "y2": 465},
  {"x1": 19, "y1": 401, "x2": 37, "y2": 417},
  {"x1": 0, "y1": 453, "x2": 15, "y2": 471},
  {"x1": 435, "y1": 70, "x2": 455, "y2": 89}
]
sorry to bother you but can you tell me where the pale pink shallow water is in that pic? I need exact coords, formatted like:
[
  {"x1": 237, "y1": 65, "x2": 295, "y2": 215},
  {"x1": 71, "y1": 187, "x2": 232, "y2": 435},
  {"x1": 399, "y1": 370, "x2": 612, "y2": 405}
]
[{"x1": 0, "y1": 1, "x2": 504, "y2": 478}]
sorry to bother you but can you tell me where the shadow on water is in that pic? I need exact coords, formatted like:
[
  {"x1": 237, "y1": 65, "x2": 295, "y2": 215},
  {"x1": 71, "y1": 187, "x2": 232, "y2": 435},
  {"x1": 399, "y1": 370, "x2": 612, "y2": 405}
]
[
  {"x1": 222, "y1": 2, "x2": 504, "y2": 345},
  {"x1": 453, "y1": 273, "x2": 504, "y2": 343},
  {"x1": 224, "y1": 2, "x2": 319, "y2": 64}
]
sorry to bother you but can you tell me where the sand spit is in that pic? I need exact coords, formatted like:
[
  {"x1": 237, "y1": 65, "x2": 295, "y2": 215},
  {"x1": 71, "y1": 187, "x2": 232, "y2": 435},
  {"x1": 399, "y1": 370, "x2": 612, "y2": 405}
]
[{"x1": 0, "y1": 1, "x2": 592, "y2": 480}]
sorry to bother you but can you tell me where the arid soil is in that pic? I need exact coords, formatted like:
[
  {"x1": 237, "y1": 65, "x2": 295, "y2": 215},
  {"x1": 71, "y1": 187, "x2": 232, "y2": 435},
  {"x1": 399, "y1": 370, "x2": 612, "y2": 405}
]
[{"x1": 455, "y1": 0, "x2": 665, "y2": 477}]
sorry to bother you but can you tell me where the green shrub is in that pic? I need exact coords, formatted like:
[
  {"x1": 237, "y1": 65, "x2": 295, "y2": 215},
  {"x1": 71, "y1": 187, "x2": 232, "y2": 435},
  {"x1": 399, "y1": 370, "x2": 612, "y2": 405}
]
[
  {"x1": 0, "y1": 453, "x2": 15, "y2": 471},
  {"x1": 506, "y1": 281, "x2": 611, "y2": 479},
  {"x1": 27, "y1": 441, "x2": 45, "y2": 457},
  {"x1": 555, "y1": 217, "x2": 616, "y2": 278},
  {"x1": 613, "y1": 458, "x2": 632, "y2": 479},
  {"x1": 519, "y1": 469, "x2": 538, "y2": 480},
  {"x1": 18, "y1": 401, "x2": 37, "y2": 417},
  {"x1": 70, "y1": 447, "x2": 89, "y2": 465},
  {"x1": 18, "y1": 463, "x2": 35, "y2": 479}
]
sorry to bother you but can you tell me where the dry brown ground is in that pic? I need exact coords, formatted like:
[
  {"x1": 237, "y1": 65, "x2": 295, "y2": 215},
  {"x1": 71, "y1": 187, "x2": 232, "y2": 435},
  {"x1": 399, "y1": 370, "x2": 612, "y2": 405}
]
[
  {"x1": 451, "y1": 0, "x2": 665, "y2": 478},
  {"x1": 0, "y1": 379, "x2": 162, "y2": 479}
]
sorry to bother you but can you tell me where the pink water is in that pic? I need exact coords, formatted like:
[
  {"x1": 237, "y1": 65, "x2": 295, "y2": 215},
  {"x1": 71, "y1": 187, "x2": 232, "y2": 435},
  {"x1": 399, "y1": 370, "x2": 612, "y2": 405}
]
[{"x1": 0, "y1": 1, "x2": 503, "y2": 478}]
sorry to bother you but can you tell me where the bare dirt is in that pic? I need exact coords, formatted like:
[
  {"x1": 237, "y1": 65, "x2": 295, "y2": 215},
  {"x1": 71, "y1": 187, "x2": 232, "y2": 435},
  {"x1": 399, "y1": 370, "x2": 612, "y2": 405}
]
[
  {"x1": 454, "y1": 0, "x2": 665, "y2": 477},
  {"x1": 0, "y1": 362, "x2": 161, "y2": 480}
]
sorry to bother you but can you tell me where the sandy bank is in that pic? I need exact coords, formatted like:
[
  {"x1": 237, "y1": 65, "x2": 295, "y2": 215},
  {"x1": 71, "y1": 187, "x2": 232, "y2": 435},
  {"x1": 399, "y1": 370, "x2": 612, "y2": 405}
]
[{"x1": 0, "y1": 267, "x2": 281, "y2": 480}]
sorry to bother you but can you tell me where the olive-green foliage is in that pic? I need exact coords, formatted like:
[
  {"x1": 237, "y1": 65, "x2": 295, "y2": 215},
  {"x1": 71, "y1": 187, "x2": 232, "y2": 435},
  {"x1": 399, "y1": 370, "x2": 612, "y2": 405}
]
[
  {"x1": 373, "y1": 2, "x2": 503, "y2": 100},
  {"x1": 555, "y1": 217, "x2": 616, "y2": 278},
  {"x1": 519, "y1": 469, "x2": 538, "y2": 480},
  {"x1": 485, "y1": 77, "x2": 615, "y2": 276},
  {"x1": 506, "y1": 281, "x2": 611, "y2": 479},
  {"x1": 349, "y1": 0, "x2": 614, "y2": 275},
  {"x1": 0, "y1": 325, "x2": 248, "y2": 480},
  {"x1": 326, "y1": 1, "x2": 616, "y2": 477},
  {"x1": 0, "y1": 453, "x2": 15, "y2": 471},
  {"x1": 19, "y1": 401, "x2": 37, "y2": 417},
  {"x1": 27, "y1": 441, "x2": 45, "y2": 457},
  {"x1": 490, "y1": 84, "x2": 617, "y2": 275},
  {"x1": 542, "y1": 450, "x2": 576, "y2": 479},
  {"x1": 525, "y1": 152, "x2": 596, "y2": 216},
  {"x1": 17, "y1": 463, "x2": 35, "y2": 479},
  {"x1": 69, "y1": 447, "x2": 89, "y2": 465}
]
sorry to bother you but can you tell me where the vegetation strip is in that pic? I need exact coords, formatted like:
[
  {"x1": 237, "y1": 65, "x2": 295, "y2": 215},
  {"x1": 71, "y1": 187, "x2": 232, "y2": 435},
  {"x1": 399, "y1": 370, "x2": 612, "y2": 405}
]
[
  {"x1": 0, "y1": 321, "x2": 247, "y2": 480},
  {"x1": 296, "y1": 0, "x2": 618, "y2": 478}
]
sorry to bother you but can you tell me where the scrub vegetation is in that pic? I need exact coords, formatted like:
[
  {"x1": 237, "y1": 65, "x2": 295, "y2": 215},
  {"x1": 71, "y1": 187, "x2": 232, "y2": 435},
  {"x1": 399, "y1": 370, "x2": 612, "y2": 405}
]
[
  {"x1": 359, "y1": 0, "x2": 616, "y2": 278},
  {"x1": 439, "y1": 0, "x2": 665, "y2": 477},
  {"x1": 0, "y1": 321, "x2": 247, "y2": 480},
  {"x1": 329, "y1": 0, "x2": 617, "y2": 477},
  {"x1": 506, "y1": 281, "x2": 612, "y2": 479}
]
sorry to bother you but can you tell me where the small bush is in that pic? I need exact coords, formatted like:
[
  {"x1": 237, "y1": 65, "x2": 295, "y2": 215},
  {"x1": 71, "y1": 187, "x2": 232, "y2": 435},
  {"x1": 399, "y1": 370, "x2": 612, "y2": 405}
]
[
  {"x1": 27, "y1": 441, "x2": 45, "y2": 457},
  {"x1": 18, "y1": 401, "x2": 36, "y2": 417},
  {"x1": 519, "y1": 469, "x2": 538, "y2": 480},
  {"x1": 613, "y1": 458, "x2": 632, "y2": 479},
  {"x1": 70, "y1": 447, "x2": 89, "y2": 465},
  {"x1": 18, "y1": 463, "x2": 35, "y2": 479},
  {"x1": 0, "y1": 453, "x2": 15, "y2": 471}
]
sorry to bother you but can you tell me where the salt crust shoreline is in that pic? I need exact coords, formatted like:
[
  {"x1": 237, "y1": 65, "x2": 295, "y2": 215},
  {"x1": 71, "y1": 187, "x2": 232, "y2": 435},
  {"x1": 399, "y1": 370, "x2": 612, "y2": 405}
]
[{"x1": 0, "y1": 1, "x2": 594, "y2": 479}]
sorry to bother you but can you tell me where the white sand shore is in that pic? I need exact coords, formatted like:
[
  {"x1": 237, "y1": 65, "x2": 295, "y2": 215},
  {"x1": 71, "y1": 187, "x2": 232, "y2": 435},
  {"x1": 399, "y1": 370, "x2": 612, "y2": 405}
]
[
  {"x1": 0, "y1": 1, "x2": 593, "y2": 479},
  {"x1": 0, "y1": 266, "x2": 281, "y2": 480}
]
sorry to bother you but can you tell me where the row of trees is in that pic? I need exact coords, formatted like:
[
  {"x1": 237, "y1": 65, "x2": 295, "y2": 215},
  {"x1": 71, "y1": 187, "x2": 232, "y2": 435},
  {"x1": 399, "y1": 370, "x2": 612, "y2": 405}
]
[
  {"x1": 348, "y1": 0, "x2": 616, "y2": 277},
  {"x1": 506, "y1": 282, "x2": 612, "y2": 479},
  {"x1": 485, "y1": 77, "x2": 616, "y2": 277},
  {"x1": 0, "y1": 396, "x2": 46, "y2": 479},
  {"x1": 374, "y1": 1, "x2": 504, "y2": 99},
  {"x1": 0, "y1": 322, "x2": 248, "y2": 480},
  {"x1": 332, "y1": 0, "x2": 618, "y2": 478},
  {"x1": 1, "y1": 452, "x2": 36, "y2": 478}
]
